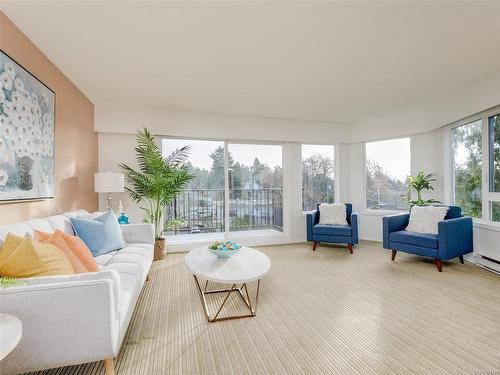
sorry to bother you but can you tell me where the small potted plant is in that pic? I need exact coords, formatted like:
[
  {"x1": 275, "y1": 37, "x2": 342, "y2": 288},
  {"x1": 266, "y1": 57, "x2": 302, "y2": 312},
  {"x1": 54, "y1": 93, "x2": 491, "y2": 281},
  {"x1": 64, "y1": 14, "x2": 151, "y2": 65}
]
[
  {"x1": 405, "y1": 171, "x2": 441, "y2": 207},
  {"x1": 120, "y1": 128, "x2": 194, "y2": 260}
]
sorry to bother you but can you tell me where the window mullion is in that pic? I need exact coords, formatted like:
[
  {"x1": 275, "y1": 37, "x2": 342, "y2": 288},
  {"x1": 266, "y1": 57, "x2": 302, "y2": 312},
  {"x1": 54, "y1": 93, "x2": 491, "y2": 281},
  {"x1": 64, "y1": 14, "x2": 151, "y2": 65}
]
[
  {"x1": 223, "y1": 142, "x2": 229, "y2": 240},
  {"x1": 482, "y1": 117, "x2": 489, "y2": 220}
]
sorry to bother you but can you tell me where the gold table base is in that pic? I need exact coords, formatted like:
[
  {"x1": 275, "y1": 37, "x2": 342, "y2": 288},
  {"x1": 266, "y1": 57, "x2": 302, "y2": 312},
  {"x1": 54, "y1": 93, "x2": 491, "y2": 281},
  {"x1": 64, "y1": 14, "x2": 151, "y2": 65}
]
[{"x1": 193, "y1": 275, "x2": 261, "y2": 322}]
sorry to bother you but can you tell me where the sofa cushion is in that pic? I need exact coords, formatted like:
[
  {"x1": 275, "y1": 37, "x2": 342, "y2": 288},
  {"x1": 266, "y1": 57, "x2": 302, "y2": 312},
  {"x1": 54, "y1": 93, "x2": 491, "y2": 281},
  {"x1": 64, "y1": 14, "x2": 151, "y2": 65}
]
[
  {"x1": 96, "y1": 244, "x2": 153, "y2": 279},
  {"x1": 46, "y1": 215, "x2": 74, "y2": 234},
  {"x1": 313, "y1": 224, "x2": 352, "y2": 237},
  {"x1": 389, "y1": 230, "x2": 438, "y2": 249},
  {"x1": 25, "y1": 219, "x2": 54, "y2": 233},
  {"x1": 0, "y1": 223, "x2": 35, "y2": 244}
]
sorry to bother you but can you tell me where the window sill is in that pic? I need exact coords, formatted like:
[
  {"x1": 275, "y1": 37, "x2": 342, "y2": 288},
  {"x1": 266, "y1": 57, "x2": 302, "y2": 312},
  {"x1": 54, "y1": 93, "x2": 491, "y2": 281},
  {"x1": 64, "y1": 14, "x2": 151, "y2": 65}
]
[
  {"x1": 301, "y1": 209, "x2": 406, "y2": 216},
  {"x1": 166, "y1": 229, "x2": 287, "y2": 245},
  {"x1": 359, "y1": 209, "x2": 407, "y2": 216},
  {"x1": 473, "y1": 219, "x2": 500, "y2": 232}
]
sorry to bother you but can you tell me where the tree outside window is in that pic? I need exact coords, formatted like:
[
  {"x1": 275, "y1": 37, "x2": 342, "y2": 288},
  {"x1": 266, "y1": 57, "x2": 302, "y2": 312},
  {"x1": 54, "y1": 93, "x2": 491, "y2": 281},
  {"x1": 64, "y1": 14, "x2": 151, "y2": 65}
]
[
  {"x1": 302, "y1": 145, "x2": 335, "y2": 211},
  {"x1": 366, "y1": 138, "x2": 410, "y2": 210},
  {"x1": 453, "y1": 120, "x2": 482, "y2": 218}
]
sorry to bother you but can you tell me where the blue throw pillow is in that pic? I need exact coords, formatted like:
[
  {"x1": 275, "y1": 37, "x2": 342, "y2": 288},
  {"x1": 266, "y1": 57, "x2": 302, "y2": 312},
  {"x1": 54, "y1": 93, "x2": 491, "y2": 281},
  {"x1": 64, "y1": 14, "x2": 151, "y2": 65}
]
[{"x1": 70, "y1": 210, "x2": 125, "y2": 256}]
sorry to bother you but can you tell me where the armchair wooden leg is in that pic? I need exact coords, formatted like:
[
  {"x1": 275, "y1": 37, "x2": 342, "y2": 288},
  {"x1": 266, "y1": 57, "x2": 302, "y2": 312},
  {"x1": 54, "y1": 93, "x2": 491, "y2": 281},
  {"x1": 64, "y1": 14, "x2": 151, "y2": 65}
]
[
  {"x1": 312, "y1": 241, "x2": 318, "y2": 251},
  {"x1": 104, "y1": 358, "x2": 115, "y2": 375},
  {"x1": 435, "y1": 259, "x2": 443, "y2": 272},
  {"x1": 146, "y1": 272, "x2": 150, "y2": 281},
  {"x1": 391, "y1": 250, "x2": 397, "y2": 261},
  {"x1": 459, "y1": 255, "x2": 464, "y2": 264},
  {"x1": 347, "y1": 243, "x2": 353, "y2": 254}
]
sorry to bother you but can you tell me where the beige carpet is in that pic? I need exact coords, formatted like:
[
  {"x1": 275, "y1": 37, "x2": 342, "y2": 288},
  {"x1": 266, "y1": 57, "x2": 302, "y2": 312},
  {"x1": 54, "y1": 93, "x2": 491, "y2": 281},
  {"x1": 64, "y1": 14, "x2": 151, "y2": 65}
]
[{"x1": 30, "y1": 242, "x2": 500, "y2": 375}]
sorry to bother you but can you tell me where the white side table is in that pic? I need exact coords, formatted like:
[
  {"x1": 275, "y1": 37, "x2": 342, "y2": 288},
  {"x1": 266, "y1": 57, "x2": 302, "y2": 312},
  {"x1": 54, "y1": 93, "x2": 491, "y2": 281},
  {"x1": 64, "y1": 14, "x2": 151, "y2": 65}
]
[
  {"x1": 0, "y1": 313, "x2": 22, "y2": 361},
  {"x1": 185, "y1": 246, "x2": 271, "y2": 322}
]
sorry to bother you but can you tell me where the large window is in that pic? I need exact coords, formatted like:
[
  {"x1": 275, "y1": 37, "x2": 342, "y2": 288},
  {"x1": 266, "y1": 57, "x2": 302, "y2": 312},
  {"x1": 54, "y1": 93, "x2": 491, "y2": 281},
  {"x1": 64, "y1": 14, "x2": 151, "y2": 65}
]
[
  {"x1": 162, "y1": 139, "x2": 225, "y2": 235},
  {"x1": 228, "y1": 143, "x2": 283, "y2": 232},
  {"x1": 452, "y1": 120, "x2": 482, "y2": 218},
  {"x1": 302, "y1": 144, "x2": 335, "y2": 211},
  {"x1": 162, "y1": 139, "x2": 283, "y2": 237},
  {"x1": 365, "y1": 138, "x2": 410, "y2": 210}
]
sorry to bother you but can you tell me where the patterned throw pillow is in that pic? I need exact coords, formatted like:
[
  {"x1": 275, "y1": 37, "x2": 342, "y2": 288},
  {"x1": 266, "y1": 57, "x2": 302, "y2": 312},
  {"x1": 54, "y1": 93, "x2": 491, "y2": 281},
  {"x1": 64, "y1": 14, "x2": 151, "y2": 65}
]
[
  {"x1": 70, "y1": 210, "x2": 125, "y2": 257},
  {"x1": 319, "y1": 203, "x2": 348, "y2": 225},
  {"x1": 405, "y1": 206, "x2": 448, "y2": 235}
]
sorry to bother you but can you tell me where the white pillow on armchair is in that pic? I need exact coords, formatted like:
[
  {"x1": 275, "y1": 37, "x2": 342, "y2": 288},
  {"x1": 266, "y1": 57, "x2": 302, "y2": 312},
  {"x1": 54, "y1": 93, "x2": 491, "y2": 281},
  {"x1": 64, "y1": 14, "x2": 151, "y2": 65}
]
[
  {"x1": 405, "y1": 206, "x2": 448, "y2": 235},
  {"x1": 319, "y1": 203, "x2": 348, "y2": 226}
]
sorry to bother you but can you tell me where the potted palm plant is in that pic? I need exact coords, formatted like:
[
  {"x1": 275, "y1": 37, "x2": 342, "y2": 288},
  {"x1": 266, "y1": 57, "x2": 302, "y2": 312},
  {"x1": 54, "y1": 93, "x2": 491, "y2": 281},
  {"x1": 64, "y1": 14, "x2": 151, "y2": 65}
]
[
  {"x1": 119, "y1": 128, "x2": 193, "y2": 260},
  {"x1": 405, "y1": 171, "x2": 441, "y2": 207}
]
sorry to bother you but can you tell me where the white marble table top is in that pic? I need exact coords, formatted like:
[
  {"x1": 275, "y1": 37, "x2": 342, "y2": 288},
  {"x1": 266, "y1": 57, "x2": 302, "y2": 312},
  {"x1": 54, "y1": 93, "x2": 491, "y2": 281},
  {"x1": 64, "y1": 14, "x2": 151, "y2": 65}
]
[
  {"x1": 0, "y1": 313, "x2": 22, "y2": 362},
  {"x1": 185, "y1": 246, "x2": 271, "y2": 284}
]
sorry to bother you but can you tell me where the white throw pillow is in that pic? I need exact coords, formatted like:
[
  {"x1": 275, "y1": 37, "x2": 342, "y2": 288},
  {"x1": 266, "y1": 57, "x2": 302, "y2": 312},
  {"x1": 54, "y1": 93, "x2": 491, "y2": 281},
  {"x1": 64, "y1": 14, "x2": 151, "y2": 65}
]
[
  {"x1": 405, "y1": 206, "x2": 448, "y2": 235},
  {"x1": 319, "y1": 203, "x2": 348, "y2": 225}
]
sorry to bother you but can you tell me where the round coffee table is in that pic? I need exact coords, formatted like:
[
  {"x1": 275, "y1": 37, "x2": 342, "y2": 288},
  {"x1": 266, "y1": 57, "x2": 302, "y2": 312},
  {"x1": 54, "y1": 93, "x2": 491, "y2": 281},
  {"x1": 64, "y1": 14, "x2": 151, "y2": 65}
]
[
  {"x1": 0, "y1": 313, "x2": 22, "y2": 361},
  {"x1": 185, "y1": 245, "x2": 271, "y2": 322}
]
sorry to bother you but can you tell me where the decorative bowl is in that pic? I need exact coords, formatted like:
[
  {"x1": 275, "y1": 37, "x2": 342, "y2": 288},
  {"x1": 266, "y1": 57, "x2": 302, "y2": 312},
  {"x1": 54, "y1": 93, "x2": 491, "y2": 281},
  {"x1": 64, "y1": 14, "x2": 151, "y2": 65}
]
[{"x1": 208, "y1": 240, "x2": 242, "y2": 259}]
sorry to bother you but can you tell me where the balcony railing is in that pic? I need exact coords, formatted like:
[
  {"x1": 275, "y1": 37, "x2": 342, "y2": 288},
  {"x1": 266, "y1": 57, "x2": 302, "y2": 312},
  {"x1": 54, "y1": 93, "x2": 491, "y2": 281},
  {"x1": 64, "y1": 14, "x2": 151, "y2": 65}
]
[{"x1": 166, "y1": 188, "x2": 283, "y2": 235}]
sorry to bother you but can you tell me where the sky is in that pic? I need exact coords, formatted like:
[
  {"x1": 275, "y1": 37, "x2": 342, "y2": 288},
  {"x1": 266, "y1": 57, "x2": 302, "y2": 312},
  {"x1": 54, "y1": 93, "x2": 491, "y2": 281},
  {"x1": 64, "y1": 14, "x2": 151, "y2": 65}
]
[
  {"x1": 365, "y1": 137, "x2": 411, "y2": 181},
  {"x1": 162, "y1": 139, "x2": 282, "y2": 170},
  {"x1": 163, "y1": 138, "x2": 410, "y2": 181},
  {"x1": 302, "y1": 144, "x2": 335, "y2": 160}
]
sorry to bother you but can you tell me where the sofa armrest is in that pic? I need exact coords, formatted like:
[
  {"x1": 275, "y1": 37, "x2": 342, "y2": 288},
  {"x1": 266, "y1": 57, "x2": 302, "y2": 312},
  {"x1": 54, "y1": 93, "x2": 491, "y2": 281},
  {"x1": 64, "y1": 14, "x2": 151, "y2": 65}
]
[
  {"x1": 306, "y1": 210, "x2": 319, "y2": 241},
  {"x1": 351, "y1": 213, "x2": 359, "y2": 244},
  {"x1": 120, "y1": 223, "x2": 155, "y2": 245},
  {"x1": 0, "y1": 271, "x2": 120, "y2": 374},
  {"x1": 382, "y1": 213, "x2": 410, "y2": 249},
  {"x1": 438, "y1": 217, "x2": 473, "y2": 260}
]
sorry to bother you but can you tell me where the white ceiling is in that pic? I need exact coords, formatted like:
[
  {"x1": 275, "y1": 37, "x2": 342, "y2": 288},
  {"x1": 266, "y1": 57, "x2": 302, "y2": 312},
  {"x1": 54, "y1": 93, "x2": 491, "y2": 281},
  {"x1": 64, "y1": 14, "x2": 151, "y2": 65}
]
[{"x1": 2, "y1": 1, "x2": 500, "y2": 125}]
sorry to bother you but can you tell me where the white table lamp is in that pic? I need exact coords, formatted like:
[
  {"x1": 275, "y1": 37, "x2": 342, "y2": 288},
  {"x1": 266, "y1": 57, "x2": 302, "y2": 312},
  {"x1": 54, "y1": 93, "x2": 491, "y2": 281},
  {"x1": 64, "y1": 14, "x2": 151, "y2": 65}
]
[{"x1": 94, "y1": 172, "x2": 124, "y2": 209}]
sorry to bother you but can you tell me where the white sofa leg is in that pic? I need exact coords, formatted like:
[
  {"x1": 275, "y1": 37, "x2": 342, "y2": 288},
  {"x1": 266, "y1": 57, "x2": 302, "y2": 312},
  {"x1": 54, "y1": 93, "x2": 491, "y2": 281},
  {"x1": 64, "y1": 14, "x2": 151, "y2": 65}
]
[{"x1": 104, "y1": 358, "x2": 115, "y2": 375}]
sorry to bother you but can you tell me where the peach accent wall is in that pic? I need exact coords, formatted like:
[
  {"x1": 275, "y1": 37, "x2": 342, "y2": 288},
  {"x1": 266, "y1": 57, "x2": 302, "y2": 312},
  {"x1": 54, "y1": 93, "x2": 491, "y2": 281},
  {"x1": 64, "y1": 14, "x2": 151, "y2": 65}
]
[{"x1": 0, "y1": 12, "x2": 98, "y2": 225}]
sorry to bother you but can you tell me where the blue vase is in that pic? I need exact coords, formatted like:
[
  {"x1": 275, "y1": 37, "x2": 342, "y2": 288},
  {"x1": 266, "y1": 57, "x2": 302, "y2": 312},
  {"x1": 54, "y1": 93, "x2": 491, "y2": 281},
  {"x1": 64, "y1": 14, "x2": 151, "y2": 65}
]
[{"x1": 118, "y1": 213, "x2": 129, "y2": 224}]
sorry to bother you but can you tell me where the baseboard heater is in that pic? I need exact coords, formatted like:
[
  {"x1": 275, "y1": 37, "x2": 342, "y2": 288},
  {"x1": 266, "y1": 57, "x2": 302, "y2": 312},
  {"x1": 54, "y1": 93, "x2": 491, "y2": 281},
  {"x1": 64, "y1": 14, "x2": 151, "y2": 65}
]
[{"x1": 470, "y1": 253, "x2": 500, "y2": 275}]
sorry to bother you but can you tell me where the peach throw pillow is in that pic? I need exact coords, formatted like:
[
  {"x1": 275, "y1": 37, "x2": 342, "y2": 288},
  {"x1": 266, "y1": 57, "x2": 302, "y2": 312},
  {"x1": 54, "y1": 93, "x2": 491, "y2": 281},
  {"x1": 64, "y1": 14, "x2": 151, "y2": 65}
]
[
  {"x1": 35, "y1": 230, "x2": 99, "y2": 272},
  {"x1": 36, "y1": 231, "x2": 87, "y2": 273},
  {"x1": 0, "y1": 233, "x2": 75, "y2": 277}
]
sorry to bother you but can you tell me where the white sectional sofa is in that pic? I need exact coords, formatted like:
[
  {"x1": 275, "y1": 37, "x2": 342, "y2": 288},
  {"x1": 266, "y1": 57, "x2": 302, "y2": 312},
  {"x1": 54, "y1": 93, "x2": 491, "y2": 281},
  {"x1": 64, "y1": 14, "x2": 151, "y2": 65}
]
[{"x1": 0, "y1": 210, "x2": 154, "y2": 375}]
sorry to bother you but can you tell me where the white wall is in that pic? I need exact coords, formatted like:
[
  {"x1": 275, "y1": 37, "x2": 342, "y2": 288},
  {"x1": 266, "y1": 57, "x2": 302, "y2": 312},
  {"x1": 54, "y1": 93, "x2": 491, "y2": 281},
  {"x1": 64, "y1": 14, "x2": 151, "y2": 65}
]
[
  {"x1": 350, "y1": 70, "x2": 500, "y2": 143},
  {"x1": 95, "y1": 107, "x2": 351, "y2": 144},
  {"x1": 98, "y1": 133, "x2": 141, "y2": 220}
]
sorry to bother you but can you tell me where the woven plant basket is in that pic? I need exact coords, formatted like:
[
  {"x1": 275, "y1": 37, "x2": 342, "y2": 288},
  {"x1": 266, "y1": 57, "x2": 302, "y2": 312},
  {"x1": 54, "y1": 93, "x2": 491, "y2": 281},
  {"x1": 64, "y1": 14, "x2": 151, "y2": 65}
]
[{"x1": 154, "y1": 238, "x2": 166, "y2": 261}]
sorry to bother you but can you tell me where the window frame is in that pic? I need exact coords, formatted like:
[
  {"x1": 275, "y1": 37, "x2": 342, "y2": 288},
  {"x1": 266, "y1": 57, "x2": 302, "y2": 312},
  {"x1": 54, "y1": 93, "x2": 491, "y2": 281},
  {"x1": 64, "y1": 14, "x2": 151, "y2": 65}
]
[
  {"x1": 363, "y1": 136, "x2": 412, "y2": 212},
  {"x1": 448, "y1": 105, "x2": 500, "y2": 223}
]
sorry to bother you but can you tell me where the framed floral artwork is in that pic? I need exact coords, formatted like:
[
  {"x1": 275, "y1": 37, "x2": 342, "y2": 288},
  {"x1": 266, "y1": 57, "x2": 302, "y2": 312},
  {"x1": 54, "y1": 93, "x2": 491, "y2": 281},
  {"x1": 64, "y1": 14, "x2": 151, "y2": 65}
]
[{"x1": 0, "y1": 50, "x2": 55, "y2": 202}]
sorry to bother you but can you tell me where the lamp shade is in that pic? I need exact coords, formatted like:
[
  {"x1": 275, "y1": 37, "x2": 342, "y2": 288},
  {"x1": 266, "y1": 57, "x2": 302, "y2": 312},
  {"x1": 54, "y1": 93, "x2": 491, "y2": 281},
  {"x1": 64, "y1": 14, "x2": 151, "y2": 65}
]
[{"x1": 94, "y1": 172, "x2": 124, "y2": 193}]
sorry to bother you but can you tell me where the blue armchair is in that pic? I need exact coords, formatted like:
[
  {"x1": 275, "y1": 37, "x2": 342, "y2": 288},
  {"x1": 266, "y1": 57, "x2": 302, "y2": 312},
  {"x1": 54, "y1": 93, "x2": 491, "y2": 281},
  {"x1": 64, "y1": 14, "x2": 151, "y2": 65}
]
[
  {"x1": 382, "y1": 206, "x2": 473, "y2": 272},
  {"x1": 306, "y1": 203, "x2": 358, "y2": 253}
]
